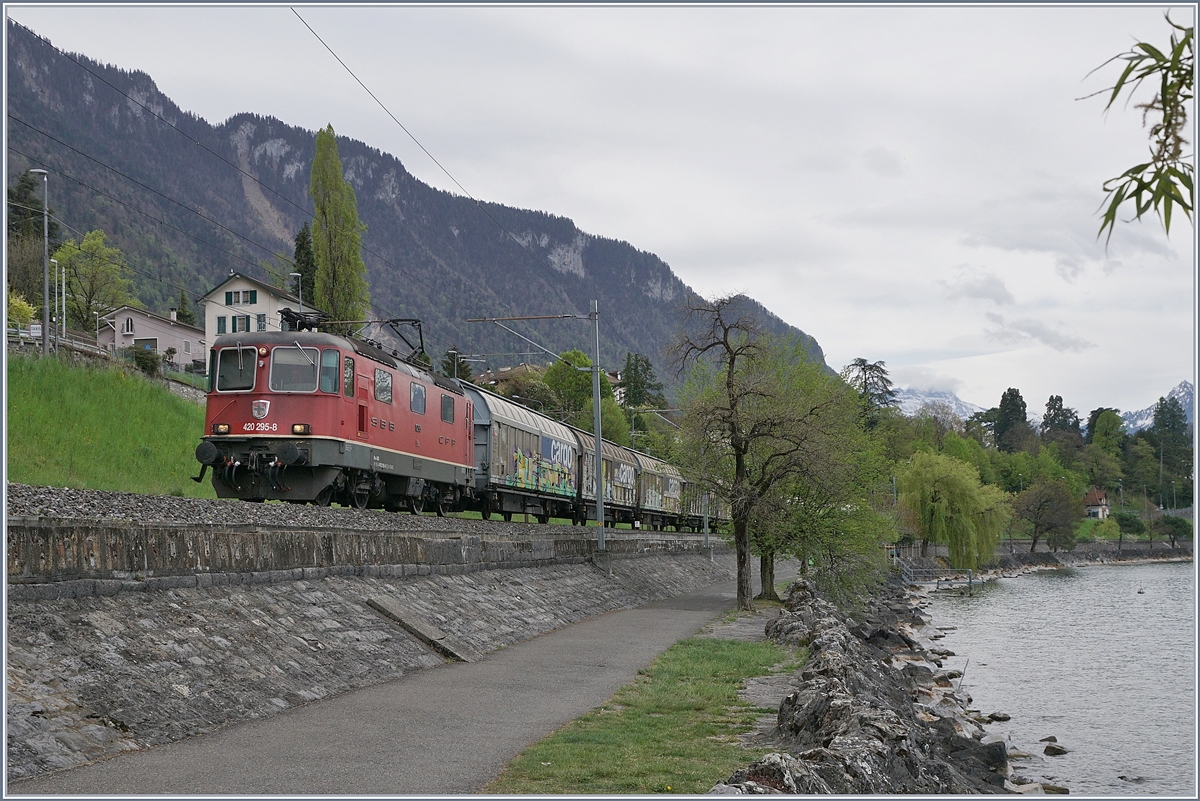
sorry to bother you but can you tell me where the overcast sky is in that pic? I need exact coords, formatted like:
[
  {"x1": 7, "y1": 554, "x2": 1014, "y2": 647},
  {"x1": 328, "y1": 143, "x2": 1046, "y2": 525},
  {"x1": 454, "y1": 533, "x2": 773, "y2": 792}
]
[{"x1": 7, "y1": 4, "x2": 1196, "y2": 417}]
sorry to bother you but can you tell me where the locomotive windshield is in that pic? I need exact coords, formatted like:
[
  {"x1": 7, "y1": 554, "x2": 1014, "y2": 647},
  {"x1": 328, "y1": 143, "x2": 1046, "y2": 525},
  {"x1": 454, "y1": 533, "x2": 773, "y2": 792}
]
[
  {"x1": 269, "y1": 346, "x2": 320, "y2": 392},
  {"x1": 214, "y1": 347, "x2": 257, "y2": 392}
]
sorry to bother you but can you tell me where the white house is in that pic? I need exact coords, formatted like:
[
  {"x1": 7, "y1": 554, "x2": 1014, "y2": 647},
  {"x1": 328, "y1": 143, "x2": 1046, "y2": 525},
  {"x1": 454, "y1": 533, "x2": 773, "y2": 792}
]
[
  {"x1": 198, "y1": 272, "x2": 303, "y2": 370},
  {"x1": 99, "y1": 306, "x2": 205, "y2": 367}
]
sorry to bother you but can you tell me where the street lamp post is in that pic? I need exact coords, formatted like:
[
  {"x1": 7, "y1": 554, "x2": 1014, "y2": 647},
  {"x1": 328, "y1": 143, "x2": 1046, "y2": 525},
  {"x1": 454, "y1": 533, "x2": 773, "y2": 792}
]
[
  {"x1": 289, "y1": 272, "x2": 303, "y2": 315},
  {"x1": 28, "y1": 168, "x2": 49, "y2": 355},
  {"x1": 93, "y1": 311, "x2": 100, "y2": 345},
  {"x1": 50, "y1": 257, "x2": 59, "y2": 348},
  {"x1": 59, "y1": 257, "x2": 66, "y2": 339}
]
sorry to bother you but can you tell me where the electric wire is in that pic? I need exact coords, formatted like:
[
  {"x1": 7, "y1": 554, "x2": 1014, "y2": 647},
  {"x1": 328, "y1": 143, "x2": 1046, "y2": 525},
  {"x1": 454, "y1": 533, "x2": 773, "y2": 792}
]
[
  {"x1": 289, "y1": 9, "x2": 610, "y2": 330},
  {"x1": 13, "y1": 17, "x2": 614, "y2": 366}
]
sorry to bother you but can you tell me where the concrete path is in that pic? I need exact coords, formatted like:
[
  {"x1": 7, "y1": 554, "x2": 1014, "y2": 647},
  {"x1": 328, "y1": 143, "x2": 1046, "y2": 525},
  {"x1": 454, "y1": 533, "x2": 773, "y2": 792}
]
[{"x1": 10, "y1": 576, "x2": 770, "y2": 795}]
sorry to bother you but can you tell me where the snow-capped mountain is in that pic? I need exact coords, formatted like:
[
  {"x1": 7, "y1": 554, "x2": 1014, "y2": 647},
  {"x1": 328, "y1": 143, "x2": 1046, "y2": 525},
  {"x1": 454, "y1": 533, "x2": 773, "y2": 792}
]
[
  {"x1": 893, "y1": 388, "x2": 985, "y2": 421},
  {"x1": 1121, "y1": 381, "x2": 1195, "y2": 432}
]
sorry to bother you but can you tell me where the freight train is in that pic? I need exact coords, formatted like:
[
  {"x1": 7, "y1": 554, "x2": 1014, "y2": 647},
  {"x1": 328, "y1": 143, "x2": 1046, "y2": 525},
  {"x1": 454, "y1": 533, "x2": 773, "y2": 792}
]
[{"x1": 193, "y1": 312, "x2": 721, "y2": 531}]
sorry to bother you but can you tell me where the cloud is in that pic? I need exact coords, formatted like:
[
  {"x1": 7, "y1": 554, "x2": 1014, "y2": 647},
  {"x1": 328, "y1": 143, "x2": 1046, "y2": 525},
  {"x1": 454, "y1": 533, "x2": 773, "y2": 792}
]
[
  {"x1": 893, "y1": 365, "x2": 962, "y2": 393},
  {"x1": 984, "y1": 312, "x2": 1094, "y2": 353},
  {"x1": 863, "y1": 146, "x2": 903, "y2": 177},
  {"x1": 942, "y1": 267, "x2": 1014, "y2": 305}
]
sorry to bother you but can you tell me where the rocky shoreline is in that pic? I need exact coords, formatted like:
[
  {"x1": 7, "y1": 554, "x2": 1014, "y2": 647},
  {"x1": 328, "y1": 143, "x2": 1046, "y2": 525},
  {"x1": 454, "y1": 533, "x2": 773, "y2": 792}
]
[{"x1": 711, "y1": 577, "x2": 1061, "y2": 795}]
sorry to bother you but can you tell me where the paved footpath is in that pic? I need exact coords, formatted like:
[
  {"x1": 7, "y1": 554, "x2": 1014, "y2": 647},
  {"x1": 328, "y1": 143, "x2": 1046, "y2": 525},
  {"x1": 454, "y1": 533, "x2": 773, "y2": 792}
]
[{"x1": 10, "y1": 576, "x2": 771, "y2": 795}]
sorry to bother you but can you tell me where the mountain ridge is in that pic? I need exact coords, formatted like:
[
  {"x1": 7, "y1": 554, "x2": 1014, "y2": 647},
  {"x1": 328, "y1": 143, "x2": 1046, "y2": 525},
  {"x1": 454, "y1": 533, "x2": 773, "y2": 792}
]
[{"x1": 5, "y1": 21, "x2": 828, "y2": 386}]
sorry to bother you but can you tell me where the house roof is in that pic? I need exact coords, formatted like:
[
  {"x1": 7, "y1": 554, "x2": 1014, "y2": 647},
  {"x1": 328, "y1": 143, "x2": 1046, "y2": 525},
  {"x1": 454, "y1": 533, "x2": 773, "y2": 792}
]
[
  {"x1": 100, "y1": 305, "x2": 204, "y2": 335},
  {"x1": 1083, "y1": 488, "x2": 1109, "y2": 506},
  {"x1": 199, "y1": 271, "x2": 301, "y2": 305}
]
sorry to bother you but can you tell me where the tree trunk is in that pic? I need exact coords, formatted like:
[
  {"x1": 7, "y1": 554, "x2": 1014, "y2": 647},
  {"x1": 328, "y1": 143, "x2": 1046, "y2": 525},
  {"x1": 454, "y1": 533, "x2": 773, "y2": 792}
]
[
  {"x1": 920, "y1": 538, "x2": 929, "y2": 558},
  {"x1": 1029, "y1": 533, "x2": 1041, "y2": 553},
  {"x1": 756, "y1": 551, "x2": 780, "y2": 602},
  {"x1": 733, "y1": 517, "x2": 756, "y2": 611}
]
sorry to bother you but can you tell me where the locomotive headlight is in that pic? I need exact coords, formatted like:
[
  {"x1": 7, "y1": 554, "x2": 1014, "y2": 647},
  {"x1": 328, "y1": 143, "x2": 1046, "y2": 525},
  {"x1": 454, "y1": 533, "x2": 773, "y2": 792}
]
[
  {"x1": 212, "y1": 423, "x2": 231, "y2": 434},
  {"x1": 258, "y1": 347, "x2": 268, "y2": 356},
  {"x1": 292, "y1": 423, "x2": 312, "y2": 435}
]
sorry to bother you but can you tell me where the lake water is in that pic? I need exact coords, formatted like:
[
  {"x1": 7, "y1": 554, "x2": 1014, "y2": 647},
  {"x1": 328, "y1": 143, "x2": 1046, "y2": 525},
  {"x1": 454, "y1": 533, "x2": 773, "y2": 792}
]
[{"x1": 923, "y1": 560, "x2": 1196, "y2": 797}]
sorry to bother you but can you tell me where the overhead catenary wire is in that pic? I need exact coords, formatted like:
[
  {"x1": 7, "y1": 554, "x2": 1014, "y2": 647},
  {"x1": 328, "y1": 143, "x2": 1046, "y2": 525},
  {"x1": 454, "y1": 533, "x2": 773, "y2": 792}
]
[
  {"x1": 12, "y1": 16, "x2": 609, "y2": 364},
  {"x1": 289, "y1": 8, "x2": 618, "y2": 348}
]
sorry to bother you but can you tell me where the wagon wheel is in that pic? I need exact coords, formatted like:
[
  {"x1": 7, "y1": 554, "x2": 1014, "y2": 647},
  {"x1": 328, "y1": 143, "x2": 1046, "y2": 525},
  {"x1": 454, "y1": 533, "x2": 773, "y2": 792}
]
[
  {"x1": 312, "y1": 485, "x2": 334, "y2": 507},
  {"x1": 536, "y1": 507, "x2": 550, "y2": 525},
  {"x1": 502, "y1": 510, "x2": 513, "y2": 523},
  {"x1": 481, "y1": 497, "x2": 493, "y2": 520},
  {"x1": 409, "y1": 495, "x2": 425, "y2": 515}
]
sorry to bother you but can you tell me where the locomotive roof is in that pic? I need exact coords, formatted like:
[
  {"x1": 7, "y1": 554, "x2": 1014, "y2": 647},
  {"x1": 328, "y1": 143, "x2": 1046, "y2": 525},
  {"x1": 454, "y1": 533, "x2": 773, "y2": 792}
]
[{"x1": 210, "y1": 331, "x2": 466, "y2": 396}]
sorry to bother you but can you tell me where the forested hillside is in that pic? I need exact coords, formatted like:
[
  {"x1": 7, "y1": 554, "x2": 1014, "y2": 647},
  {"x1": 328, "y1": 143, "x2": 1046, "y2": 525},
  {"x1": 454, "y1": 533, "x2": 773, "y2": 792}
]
[{"x1": 6, "y1": 21, "x2": 827, "y2": 383}]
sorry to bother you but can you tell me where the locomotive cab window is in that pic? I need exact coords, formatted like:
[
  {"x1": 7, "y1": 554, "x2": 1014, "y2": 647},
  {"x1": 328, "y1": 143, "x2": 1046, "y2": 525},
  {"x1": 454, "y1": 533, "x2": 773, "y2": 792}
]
[
  {"x1": 215, "y1": 346, "x2": 258, "y2": 392},
  {"x1": 374, "y1": 369, "x2": 393, "y2": 403},
  {"x1": 410, "y1": 382, "x2": 426, "y2": 414},
  {"x1": 343, "y1": 357, "x2": 355, "y2": 397},
  {"x1": 441, "y1": 394, "x2": 455, "y2": 424},
  {"x1": 320, "y1": 349, "x2": 340, "y2": 393},
  {"x1": 269, "y1": 346, "x2": 320, "y2": 392}
]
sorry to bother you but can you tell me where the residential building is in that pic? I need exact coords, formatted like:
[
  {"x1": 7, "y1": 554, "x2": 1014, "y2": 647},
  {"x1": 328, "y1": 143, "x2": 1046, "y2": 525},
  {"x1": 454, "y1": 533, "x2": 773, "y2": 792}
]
[
  {"x1": 198, "y1": 272, "x2": 302, "y2": 370},
  {"x1": 1083, "y1": 488, "x2": 1110, "y2": 520},
  {"x1": 98, "y1": 306, "x2": 205, "y2": 368}
]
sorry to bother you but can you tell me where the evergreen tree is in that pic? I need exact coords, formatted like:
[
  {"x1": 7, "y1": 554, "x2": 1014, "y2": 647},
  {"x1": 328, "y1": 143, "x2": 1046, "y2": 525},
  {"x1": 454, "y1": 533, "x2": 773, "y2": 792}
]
[
  {"x1": 310, "y1": 124, "x2": 370, "y2": 334},
  {"x1": 293, "y1": 222, "x2": 317, "y2": 306},
  {"x1": 440, "y1": 345, "x2": 475, "y2": 382},
  {"x1": 174, "y1": 288, "x2": 197, "y2": 326},
  {"x1": 618, "y1": 352, "x2": 666, "y2": 409},
  {"x1": 994, "y1": 387, "x2": 1031, "y2": 452},
  {"x1": 7, "y1": 172, "x2": 60, "y2": 243},
  {"x1": 844, "y1": 357, "x2": 898, "y2": 410},
  {"x1": 7, "y1": 173, "x2": 61, "y2": 305}
]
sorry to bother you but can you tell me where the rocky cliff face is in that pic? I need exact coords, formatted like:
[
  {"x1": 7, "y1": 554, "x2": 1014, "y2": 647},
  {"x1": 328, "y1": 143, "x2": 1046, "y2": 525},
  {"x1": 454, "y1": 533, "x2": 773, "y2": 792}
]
[{"x1": 6, "y1": 21, "x2": 828, "y2": 383}]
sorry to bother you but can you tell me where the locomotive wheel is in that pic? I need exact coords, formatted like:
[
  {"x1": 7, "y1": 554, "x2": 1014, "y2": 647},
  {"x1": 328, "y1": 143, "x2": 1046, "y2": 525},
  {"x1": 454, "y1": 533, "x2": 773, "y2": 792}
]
[
  {"x1": 436, "y1": 493, "x2": 451, "y2": 517},
  {"x1": 409, "y1": 495, "x2": 425, "y2": 515},
  {"x1": 351, "y1": 479, "x2": 371, "y2": 510}
]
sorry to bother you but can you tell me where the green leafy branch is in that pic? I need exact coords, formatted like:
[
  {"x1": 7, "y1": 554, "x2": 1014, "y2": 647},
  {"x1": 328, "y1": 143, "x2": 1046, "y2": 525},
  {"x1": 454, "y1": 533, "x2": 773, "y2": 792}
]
[{"x1": 1086, "y1": 14, "x2": 1194, "y2": 244}]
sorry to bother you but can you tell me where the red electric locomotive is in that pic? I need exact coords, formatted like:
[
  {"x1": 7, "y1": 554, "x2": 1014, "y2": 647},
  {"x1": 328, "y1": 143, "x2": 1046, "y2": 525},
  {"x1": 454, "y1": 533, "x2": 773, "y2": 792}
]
[{"x1": 194, "y1": 316, "x2": 474, "y2": 513}]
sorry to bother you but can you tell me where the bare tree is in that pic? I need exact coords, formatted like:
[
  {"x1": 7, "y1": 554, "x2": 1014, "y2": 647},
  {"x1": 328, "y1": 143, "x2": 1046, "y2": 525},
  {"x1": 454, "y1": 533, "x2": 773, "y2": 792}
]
[{"x1": 670, "y1": 294, "x2": 841, "y2": 611}]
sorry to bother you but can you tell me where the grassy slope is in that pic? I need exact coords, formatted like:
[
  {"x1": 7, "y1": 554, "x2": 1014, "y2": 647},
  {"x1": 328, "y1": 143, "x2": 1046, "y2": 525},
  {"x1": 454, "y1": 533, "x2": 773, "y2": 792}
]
[
  {"x1": 6, "y1": 354, "x2": 215, "y2": 498},
  {"x1": 484, "y1": 637, "x2": 802, "y2": 794}
]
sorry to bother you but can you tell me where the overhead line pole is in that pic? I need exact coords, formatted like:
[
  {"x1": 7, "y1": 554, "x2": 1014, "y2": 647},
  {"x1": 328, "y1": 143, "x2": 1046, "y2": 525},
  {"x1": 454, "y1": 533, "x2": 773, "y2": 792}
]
[{"x1": 468, "y1": 303, "x2": 606, "y2": 550}]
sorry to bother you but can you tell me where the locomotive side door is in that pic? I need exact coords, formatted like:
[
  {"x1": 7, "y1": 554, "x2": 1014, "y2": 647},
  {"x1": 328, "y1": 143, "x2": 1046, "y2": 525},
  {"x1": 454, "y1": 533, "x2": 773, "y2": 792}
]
[{"x1": 357, "y1": 372, "x2": 370, "y2": 439}]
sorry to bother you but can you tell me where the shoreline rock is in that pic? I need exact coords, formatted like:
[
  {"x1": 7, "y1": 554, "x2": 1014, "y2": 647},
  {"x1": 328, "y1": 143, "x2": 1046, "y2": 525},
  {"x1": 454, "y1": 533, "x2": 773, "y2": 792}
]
[{"x1": 710, "y1": 576, "x2": 1040, "y2": 795}]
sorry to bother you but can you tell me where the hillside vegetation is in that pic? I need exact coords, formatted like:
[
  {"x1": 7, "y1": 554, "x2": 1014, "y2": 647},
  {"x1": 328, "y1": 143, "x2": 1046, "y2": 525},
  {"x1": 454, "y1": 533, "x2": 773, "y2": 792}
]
[{"x1": 6, "y1": 354, "x2": 214, "y2": 499}]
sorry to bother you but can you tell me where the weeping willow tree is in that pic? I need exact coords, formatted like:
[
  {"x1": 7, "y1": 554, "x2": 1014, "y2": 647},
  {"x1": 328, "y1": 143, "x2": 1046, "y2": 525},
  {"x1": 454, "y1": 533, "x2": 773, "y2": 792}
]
[{"x1": 897, "y1": 451, "x2": 1012, "y2": 570}]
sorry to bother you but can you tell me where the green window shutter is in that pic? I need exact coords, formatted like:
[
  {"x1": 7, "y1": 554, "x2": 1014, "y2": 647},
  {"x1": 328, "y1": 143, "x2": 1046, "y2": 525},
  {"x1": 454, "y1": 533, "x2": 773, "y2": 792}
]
[
  {"x1": 225, "y1": 291, "x2": 233, "y2": 306},
  {"x1": 243, "y1": 315, "x2": 251, "y2": 332},
  {"x1": 217, "y1": 316, "x2": 227, "y2": 334},
  {"x1": 248, "y1": 290, "x2": 257, "y2": 304}
]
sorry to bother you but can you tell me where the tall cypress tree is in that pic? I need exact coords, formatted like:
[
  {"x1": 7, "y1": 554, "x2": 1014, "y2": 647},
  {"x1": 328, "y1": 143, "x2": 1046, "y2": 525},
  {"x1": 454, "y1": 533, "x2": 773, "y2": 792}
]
[
  {"x1": 310, "y1": 124, "x2": 370, "y2": 333},
  {"x1": 293, "y1": 222, "x2": 317, "y2": 306}
]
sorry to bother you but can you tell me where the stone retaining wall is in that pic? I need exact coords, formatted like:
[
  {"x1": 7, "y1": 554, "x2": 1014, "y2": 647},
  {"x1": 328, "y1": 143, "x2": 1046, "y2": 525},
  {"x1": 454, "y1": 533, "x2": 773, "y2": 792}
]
[
  {"x1": 8, "y1": 517, "x2": 716, "y2": 599},
  {"x1": 6, "y1": 551, "x2": 735, "y2": 783}
]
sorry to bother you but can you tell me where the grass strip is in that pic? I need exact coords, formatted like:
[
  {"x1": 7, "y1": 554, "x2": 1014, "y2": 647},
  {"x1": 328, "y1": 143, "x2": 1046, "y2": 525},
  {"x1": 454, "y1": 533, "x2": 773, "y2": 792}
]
[
  {"x1": 6, "y1": 354, "x2": 215, "y2": 498},
  {"x1": 484, "y1": 637, "x2": 803, "y2": 794}
]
